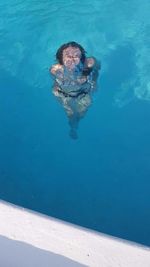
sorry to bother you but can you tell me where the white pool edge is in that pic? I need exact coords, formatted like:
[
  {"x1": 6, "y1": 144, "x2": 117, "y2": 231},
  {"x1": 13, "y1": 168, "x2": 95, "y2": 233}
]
[{"x1": 0, "y1": 200, "x2": 149, "y2": 267}]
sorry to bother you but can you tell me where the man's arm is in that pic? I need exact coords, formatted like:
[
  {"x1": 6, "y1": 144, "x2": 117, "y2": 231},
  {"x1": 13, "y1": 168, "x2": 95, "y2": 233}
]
[{"x1": 86, "y1": 57, "x2": 101, "y2": 92}]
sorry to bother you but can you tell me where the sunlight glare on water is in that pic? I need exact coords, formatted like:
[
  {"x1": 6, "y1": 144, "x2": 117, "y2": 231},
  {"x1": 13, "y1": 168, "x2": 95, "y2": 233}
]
[{"x1": 0, "y1": 0, "x2": 150, "y2": 103}]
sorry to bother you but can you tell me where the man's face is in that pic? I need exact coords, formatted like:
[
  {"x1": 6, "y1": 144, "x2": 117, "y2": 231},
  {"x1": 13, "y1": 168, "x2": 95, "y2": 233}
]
[{"x1": 62, "y1": 47, "x2": 81, "y2": 70}]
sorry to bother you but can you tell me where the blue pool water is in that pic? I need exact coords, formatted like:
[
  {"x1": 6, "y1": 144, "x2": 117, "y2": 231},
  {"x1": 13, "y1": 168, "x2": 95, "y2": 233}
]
[{"x1": 0, "y1": 0, "x2": 150, "y2": 246}]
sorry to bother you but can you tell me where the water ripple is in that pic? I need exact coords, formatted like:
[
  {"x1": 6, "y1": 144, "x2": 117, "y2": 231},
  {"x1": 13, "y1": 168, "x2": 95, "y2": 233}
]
[{"x1": 0, "y1": 0, "x2": 150, "y2": 101}]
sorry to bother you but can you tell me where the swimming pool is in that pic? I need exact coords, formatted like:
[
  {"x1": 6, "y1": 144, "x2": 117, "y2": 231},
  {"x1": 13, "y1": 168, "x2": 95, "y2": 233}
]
[{"x1": 0, "y1": 0, "x2": 150, "y2": 246}]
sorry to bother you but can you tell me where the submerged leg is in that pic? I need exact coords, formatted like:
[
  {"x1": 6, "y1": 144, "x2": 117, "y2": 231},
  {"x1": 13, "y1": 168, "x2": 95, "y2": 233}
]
[
  {"x1": 68, "y1": 94, "x2": 92, "y2": 140},
  {"x1": 56, "y1": 96, "x2": 79, "y2": 139},
  {"x1": 69, "y1": 127, "x2": 78, "y2": 140},
  {"x1": 68, "y1": 113, "x2": 80, "y2": 140}
]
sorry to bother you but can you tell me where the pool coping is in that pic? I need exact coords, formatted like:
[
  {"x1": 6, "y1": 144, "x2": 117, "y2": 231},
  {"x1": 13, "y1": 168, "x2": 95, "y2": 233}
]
[{"x1": 0, "y1": 200, "x2": 149, "y2": 267}]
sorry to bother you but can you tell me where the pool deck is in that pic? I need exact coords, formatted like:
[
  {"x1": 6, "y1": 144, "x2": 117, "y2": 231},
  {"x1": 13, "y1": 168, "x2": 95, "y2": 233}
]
[{"x1": 0, "y1": 200, "x2": 149, "y2": 267}]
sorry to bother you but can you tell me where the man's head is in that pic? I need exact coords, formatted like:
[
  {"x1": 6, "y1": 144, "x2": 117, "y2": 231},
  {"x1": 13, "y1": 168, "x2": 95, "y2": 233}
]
[{"x1": 56, "y1": 42, "x2": 86, "y2": 69}]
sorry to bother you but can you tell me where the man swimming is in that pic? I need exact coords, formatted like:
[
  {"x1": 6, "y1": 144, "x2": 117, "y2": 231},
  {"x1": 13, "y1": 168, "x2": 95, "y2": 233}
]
[{"x1": 50, "y1": 41, "x2": 100, "y2": 139}]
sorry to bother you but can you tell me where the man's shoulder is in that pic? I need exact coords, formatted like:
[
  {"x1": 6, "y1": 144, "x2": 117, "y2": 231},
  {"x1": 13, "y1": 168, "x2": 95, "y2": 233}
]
[
  {"x1": 86, "y1": 57, "x2": 101, "y2": 70},
  {"x1": 50, "y1": 64, "x2": 64, "y2": 75},
  {"x1": 86, "y1": 57, "x2": 96, "y2": 68}
]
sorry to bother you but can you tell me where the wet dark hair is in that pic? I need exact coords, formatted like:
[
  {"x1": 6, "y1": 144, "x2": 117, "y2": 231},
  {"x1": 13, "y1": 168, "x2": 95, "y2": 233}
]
[{"x1": 56, "y1": 41, "x2": 86, "y2": 65}]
